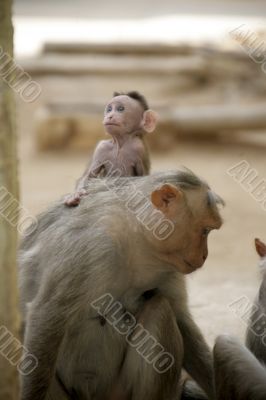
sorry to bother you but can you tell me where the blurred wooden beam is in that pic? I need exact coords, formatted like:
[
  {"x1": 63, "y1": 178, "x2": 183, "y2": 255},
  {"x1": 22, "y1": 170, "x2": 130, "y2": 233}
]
[{"x1": 42, "y1": 42, "x2": 194, "y2": 56}]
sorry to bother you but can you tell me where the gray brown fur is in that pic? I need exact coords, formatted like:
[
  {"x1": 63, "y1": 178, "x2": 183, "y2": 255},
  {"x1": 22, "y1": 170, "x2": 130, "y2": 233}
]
[
  {"x1": 214, "y1": 335, "x2": 266, "y2": 400},
  {"x1": 19, "y1": 170, "x2": 223, "y2": 400},
  {"x1": 245, "y1": 276, "x2": 266, "y2": 366}
]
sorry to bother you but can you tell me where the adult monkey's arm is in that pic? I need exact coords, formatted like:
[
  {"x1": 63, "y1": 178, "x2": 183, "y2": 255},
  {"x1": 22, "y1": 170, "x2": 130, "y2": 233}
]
[
  {"x1": 178, "y1": 313, "x2": 215, "y2": 400},
  {"x1": 21, "y1": 298, "x2": 66, "y2": 400},
  {"x1": 20, "y1": 268, "x2": 83, "y2": 400}
]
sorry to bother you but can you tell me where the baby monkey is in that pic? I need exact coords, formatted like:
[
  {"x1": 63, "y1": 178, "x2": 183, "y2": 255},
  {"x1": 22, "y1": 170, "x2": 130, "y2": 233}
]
[{"x1": 65, "y1": 91, "x2": 157, "y2": 206}]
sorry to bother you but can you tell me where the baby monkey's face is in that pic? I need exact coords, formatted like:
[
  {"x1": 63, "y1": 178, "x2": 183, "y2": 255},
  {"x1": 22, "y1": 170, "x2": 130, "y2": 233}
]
[{"x1": 103, "y1": 95, "x2": 144, "y2": 136}]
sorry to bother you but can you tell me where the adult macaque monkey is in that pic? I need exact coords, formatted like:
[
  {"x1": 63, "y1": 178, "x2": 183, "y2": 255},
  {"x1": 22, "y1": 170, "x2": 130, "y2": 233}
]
[
  {"x1": 19, "y1": 170, "x2": 224, "y2": 400},
  {"x1": 207, "y1": 240, "x2": 266, "y2": 400},
  {"x1": 183, "y1": 335, "x2": 266, "y2": 400},
  {"x1": 182, "y1": 239, "x2": 266, "y2": 400},
  {"x1": 214, "y1": 335, "x2": 266, "y2": 400},
  {"x1": 245, "y1": 238, "x2": 266, "y2": 365},
  {"x1": 64, "y1": 91, "x2": 157, "y2": 206}
]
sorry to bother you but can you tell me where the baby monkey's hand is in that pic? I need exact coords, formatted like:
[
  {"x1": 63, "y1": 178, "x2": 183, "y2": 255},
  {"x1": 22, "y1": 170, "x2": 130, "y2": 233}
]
[{"x1": 64, "y1": 189, "x2": 87, "y2": 207}]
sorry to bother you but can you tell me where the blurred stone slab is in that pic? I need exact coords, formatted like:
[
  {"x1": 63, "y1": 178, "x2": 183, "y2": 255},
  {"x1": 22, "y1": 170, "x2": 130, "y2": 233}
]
[
  {"x1": 35, "y1": 100, "x2": 266, "y2": 151},
  {"x1": 21, "y1": 54, "x2": 206, "y2": 77},
  {"x1": 169, "y1": 103, "x2": 266, "y2": 133},
  {"x1": 18, "y1": 41, "x2": 266, "y2": 152},
  {"x1": 34, "y1": 100, "x2": 178, "y2": 151}
]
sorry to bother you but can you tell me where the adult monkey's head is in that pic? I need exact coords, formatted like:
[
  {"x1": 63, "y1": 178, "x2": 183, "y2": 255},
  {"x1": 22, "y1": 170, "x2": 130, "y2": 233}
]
[
  {"x1": 145, "y1": 170, "x2": 225, "y2": 274},
  {"x1": 103, "y1": 91, "x2": 158, "y2": 137}
]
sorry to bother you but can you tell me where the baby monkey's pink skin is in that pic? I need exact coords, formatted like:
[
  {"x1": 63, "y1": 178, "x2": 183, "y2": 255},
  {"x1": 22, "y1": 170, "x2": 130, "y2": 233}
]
[{"x1": 64, "y1": 92, "x2": 157, "y2": 207}]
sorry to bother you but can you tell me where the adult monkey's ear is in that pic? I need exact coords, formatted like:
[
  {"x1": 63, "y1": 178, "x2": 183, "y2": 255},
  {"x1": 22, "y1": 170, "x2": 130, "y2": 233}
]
[
  {"x1": 141, "y1": 110, "x2": 158, "y2": 133},
  {"x1": 255, "y1": 238, "x2": 266, "y2": 258},
  {"x1": 151, "y1": 184, "x2": 183, "y2": 214}
]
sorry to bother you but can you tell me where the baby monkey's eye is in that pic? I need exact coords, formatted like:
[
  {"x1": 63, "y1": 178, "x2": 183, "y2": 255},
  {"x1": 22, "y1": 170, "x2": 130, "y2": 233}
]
[
  {"x1": 106, "y1": 105, "x2": 112, "y2": 113},
  {"x1": 117, "y1": 105, "x2": 125, "y2": 112}
]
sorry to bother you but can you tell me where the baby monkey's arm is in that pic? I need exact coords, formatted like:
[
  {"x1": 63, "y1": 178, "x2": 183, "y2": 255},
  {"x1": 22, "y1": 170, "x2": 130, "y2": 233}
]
[{"x1": 64, "y1": 142, "x2": 107, "y2": 207}]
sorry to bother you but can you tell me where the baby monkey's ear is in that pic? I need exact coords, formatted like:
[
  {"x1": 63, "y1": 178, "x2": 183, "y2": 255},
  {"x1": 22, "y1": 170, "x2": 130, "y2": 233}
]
[
  {"x1": 255, "y1": 238, "x2": 266, "y2": 258},
  {"x1": 141, "y1": 110, "x2": 158, "y2": 133}
]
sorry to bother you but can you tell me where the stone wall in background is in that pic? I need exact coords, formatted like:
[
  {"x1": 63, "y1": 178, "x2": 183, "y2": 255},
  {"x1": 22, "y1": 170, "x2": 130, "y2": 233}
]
[{"x1": 19, "y1": 35, "x2": 266, "y2": 152}]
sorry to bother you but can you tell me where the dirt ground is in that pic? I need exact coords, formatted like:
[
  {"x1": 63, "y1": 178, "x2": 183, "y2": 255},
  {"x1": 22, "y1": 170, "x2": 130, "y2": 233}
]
[{"x1": 18, "y1": 125, "x2": 266, "y2": 347}]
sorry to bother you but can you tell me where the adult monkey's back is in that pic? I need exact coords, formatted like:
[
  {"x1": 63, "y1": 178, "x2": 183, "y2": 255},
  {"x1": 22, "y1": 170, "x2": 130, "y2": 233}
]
[{"x1": 19, "y1": 170, "x2": 224, "y2": 400}]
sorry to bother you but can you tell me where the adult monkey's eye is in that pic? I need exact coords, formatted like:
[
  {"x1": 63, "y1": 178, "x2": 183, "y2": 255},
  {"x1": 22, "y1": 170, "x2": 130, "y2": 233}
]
[
  {"x1": 202, "y1": 227, "x2": 211, "y2": 237},
  {"x1": 117, "y1": 105, "x2": 125, "y2": 112}
]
